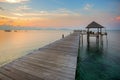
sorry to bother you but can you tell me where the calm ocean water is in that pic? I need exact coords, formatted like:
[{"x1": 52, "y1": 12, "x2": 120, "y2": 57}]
[
  {"x1": 76, "y1": 30, "x2": 120, "y2": 80},
  {"x1": 0, "y1": 30, "x2": 71, "y2": 66},
  {"x1": 0, "y1": 30, "x2": 120, "y2": 80}
]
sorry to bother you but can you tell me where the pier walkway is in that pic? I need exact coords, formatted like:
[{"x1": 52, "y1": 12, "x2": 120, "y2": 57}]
[{"x1": 0, "y1": 32, "x2": 80, "y2": 80}]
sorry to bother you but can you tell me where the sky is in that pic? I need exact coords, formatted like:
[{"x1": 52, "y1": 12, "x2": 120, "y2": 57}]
[{"x1": 0, "y1": 0, "x2": 120, "y2": 29}]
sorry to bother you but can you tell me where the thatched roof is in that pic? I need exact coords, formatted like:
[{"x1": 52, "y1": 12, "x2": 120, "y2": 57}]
[{"x1": 86, "y1": 21, "x2": 104, "y2": 28}]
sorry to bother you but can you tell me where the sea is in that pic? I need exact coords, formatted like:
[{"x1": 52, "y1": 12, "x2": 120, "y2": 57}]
[
  {"x1": 76, "y1": 30, "x2": 120, "y2": 80},
  {"x1": 0, "y1": 30, "x2": 71, "y2": 66},
  {"x1": 0, "y1": 30, "x2": 120, "y2": 80}
]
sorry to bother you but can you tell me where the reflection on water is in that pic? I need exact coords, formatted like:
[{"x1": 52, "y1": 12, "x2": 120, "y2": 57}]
[
  {"x1": 0, "y1": 30, "x2": 71, "y2": 67},
  {"x1": 76, "y1": 31, "x2": 120, "y2": 80}
]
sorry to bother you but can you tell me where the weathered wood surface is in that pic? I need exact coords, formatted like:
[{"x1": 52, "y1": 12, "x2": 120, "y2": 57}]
[{"x1": 0, "y1": 32, "x2": 80, "y2": 80}]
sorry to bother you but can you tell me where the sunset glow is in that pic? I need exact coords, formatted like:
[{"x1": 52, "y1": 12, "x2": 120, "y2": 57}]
[{"x1": 0, "y1": 0, "x2": 120, "y2": 28}]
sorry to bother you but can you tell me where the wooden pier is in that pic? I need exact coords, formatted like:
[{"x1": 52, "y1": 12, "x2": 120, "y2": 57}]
[{"x1": 0, "y1": 32, "x2": 80, "y2": 80}]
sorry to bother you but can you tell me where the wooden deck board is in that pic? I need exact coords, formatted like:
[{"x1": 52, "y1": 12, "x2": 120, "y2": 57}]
[
  {"x1": 0, "y1": 73, "x2": 13, "y2": 80},
  {"x1": 0, "y1": 32, "x2": 80, "y2": 80}
]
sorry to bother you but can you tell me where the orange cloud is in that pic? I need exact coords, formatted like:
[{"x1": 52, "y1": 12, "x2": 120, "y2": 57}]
[
  {"x1": 0, "y1": 8, "x2": 116, "y2": 27},
  {"x1": 0, "y1": 16, "x2": 12, "y2": 25},
  {"x1": 0, "y1": 10, "x2": 83, "y2": 27},
  {"x1": 116, "y1": 16, "x2": 120, "y2": 21}
]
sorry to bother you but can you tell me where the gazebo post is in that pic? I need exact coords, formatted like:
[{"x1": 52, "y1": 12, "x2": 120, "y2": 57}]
[
  {"x1": 96, "y1": 28, "x2": 99, "y2": 45},
  {"x1": 100, "y1": 28, "x2": 103, "y2": 45},
  {"x1": 100, "y1": 28, "x2": 101, "y2": 34},
  {"x1": 87, "y1": 28, "x2": 90, "y2": 46}
]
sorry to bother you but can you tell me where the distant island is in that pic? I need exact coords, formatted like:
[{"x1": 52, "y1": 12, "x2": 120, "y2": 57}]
[
  {"x1": 0, "y1": 25, "x2": 44, "y2": 30},
  {"x1": 0, "y1": 25, "x2": 79, "y2": 30}
]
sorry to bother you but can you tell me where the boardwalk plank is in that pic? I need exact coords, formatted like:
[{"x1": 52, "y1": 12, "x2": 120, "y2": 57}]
[{"x1": 0, "y1": 73, "x2": 13, "y2": 80}]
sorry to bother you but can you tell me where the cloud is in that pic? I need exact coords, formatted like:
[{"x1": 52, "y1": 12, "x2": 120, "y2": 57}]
[
  {"x1": 0, "y1": 0, "x2": 29, "y2": 3},
  {"x1": 84, "y1": 4, "x2": 93, "y2": 10},
  {"x1": 16, "y1": 5, "x2": 31, "y2": 11},
  {"x1": 116, "y1": 16, "x2": 120, "y2": 21},
  {"x1": 13, "y1": 13, "x2": 24, "y2": 16},
  {"x1": 3, "y1": 8, "x2": 81, "y2": 27},
  {"x1": 0, "y1": 7, "x2": 117, "y2": 27},
  {"x1": 54, "y1": 8, "x2": 72, "y2": 14},
  {"x1": 12, "y1": 8, "x2": 81, "y2": 18},
  {"x1": 0, "y1": 15, "x2": 14, "y2": 25}
]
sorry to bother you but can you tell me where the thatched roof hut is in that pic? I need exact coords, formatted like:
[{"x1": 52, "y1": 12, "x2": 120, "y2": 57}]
[{"x1": 86, "y1": 21, "x2": 104, "y2": 28}]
